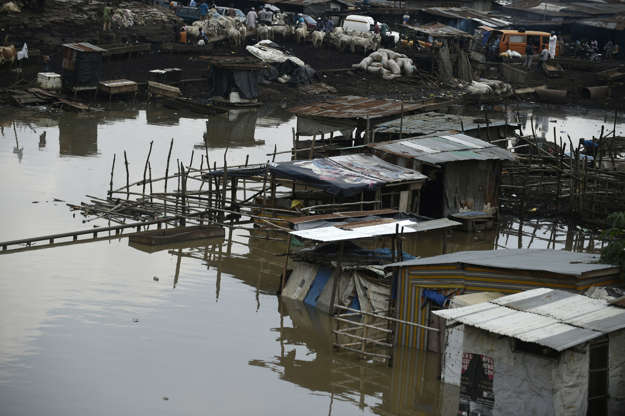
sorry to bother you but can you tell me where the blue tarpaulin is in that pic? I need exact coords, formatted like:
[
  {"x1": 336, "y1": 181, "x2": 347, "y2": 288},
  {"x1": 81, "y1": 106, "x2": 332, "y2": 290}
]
[{"x1": 304, "y1": 266, "x2": 333, "y2": 307}]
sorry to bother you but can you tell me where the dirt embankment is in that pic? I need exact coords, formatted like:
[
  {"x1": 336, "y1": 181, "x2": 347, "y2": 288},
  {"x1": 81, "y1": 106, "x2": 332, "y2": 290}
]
[{"x1": 0, "y1": 0, "x2": 182, "y2": 54}]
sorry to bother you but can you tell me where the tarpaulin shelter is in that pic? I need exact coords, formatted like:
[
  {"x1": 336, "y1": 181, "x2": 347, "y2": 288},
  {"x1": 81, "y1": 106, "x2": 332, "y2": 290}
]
[
  {"x1": 203, "y1": 55, "x2": 266, "y2": 101},
  {"x1": 205, "y1": 153, "x2": 428, "y2": 207},
  {"x1": 61, "y1": 43, "x2": 106, "y2": 91}
]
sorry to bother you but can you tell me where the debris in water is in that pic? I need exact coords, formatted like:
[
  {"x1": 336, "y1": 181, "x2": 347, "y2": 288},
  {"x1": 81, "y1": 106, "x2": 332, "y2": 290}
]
[
  {"x1": 132, "y1": 318, "x2": 139, "y2": 323},
  {"x1": 153, "y1": 276, "x2": 159, "y2": 282},
  {"x1": 162, "y1": 397, "x2": 169, "y2": 401}
]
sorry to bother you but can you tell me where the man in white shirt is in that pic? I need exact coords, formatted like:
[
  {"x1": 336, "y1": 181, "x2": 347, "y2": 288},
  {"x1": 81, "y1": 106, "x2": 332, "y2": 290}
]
[
  {"x1": 548, "y1": 32, "x2": 557, "y2": 59},
  {"x1": 246, "y1": 7, "x2": 258, "y2": 30}
]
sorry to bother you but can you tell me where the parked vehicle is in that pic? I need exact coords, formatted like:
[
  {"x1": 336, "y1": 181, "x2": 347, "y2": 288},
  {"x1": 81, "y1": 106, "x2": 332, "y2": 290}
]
[
  {"x1": 215, "y1": 6, "x2": 246, "y2": 23},
  {"x1": 175, "y1": 6, "x2": 201, "y2": 23},
  {"x1": 480, "y1": 28, "x2": 560, "y2": 57},
  {"x1": 342, "y1": 15, "x2": 399, "y2": 44}
]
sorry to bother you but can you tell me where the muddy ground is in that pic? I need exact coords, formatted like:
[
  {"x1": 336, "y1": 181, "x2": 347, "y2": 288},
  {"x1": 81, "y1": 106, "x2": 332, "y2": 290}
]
[{"x1": 1, "y1": 0, "x2": 624, "y2": 109}]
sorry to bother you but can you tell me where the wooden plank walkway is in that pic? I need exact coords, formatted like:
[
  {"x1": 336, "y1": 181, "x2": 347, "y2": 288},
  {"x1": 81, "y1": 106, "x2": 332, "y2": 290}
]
[{"x1": 0, "y1": 216, "x2": 179, "y2": 254}]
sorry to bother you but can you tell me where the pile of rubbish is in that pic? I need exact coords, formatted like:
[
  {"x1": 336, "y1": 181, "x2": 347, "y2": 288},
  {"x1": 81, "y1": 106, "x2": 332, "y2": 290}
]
[
  {"x1": 112, "y1": 6, "x2": 171, "y2": 28},
  {"x1": 352, "y1": 49, "x2": 416, "y2": 80},
  {"x1": 1, "y1": 1, "x2": 20, "y2": 13},
  {"x1": 465, "y1": 78, "x2": 513, "y2": 96},
  {"x1": 112, "y1": 9, "x2": 139, "y2": 28},
  {"x1": 247, "y1": 40, "x2": 315, "y2": 85}
]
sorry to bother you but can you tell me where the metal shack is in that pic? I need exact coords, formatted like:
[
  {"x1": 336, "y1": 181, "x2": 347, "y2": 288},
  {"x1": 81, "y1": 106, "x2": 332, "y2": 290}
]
[
  {"x1": 434, "y1": 288, "x2": 625, "y2": 415},
  {"x1": 61, "y1": 43, "x2": 106, "y2": 92},
  {"x1": 368, "y1": 132, "x2": 516, "y2": 221},
  {"x1": 372, "y1": 111, "x2": 514, "y2": 142},
  {"x1": 385, "y1": 249, "x2": 621, "y2": 351}
]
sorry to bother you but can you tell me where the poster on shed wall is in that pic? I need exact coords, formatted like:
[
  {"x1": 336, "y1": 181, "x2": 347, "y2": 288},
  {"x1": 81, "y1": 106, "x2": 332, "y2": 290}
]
[{"x1": 458, "y1": 353, "x2": 495, "y2": 416}]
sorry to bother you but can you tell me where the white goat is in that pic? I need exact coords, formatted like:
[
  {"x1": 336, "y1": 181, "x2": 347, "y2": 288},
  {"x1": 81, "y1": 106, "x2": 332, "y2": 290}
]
[
  {"x1": 226, "y1": 26, "x2": 242, "y2": 48},
  {"x1": 311, "y1": 30, "x2": 325, "y2": 48},
  {"x1": 295, "y1": 24, "x2": 308, "y2": 44},
  {"x1": 257, "y1": 24, "x2": 271, "y2": 41},
  {"x1": 271, "y1": 25, "x2": 293, "y2": 40}
]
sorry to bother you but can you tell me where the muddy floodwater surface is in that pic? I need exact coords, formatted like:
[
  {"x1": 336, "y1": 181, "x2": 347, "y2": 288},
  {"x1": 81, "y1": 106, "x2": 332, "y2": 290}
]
[{"x1": 0, "y1": 103, "x2": 615, "y2": 415}]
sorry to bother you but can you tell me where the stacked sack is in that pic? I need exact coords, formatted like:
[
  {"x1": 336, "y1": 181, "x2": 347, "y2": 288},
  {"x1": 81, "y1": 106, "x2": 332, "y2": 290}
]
[
  {"x1": 352, "y1": 49, "x2": 416, "y2": 80},
  {"x1": 466, "y1": 78, "x2": 513, "y2": 96}
]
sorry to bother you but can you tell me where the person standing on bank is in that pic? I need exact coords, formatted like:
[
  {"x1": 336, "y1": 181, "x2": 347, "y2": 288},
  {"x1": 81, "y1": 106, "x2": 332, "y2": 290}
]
[
  {"x1": 246, "y1": 7, "x2": 257, "y2": 31},
  {"x1": 549, "y1": 32, "x2": 557, "y2": 59},
  {"x1": 102, "y1": 5, "x2": 112, "y2": 32}
]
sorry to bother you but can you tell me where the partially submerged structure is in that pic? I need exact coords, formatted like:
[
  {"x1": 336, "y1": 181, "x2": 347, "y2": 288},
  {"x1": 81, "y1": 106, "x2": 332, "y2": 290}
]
[
  {"x1": 61, "y1": 43, "x2": 106, "y2": 93},
  {"x1": 205, "y1": 153, "x2": 428, "y2": 216},
  {"x1": 434, "y1": 288, "x2": 625, "y2": 415},
  {"x1": 369, "y1": 132, "x2": 516, "y2": 220},
  {"x1": 372, "y1": 111, "x2": 514, "y2": 142},
  {"x1": 386, "y1": 249, "x2": 621, "y2": 350},
  {"x1": 290, "y1": 96, "x2": 446, "y2": 149},
  {"x1": 204, "y1": 55, "x2": 267, "y2": 105},
  {"x1": 282, "y1": 211, "x2": 460, "y2": 362}
]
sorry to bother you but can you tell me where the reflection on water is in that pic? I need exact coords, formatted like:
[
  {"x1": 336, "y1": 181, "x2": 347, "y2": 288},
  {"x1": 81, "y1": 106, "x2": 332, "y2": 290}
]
[
  {"x1": 59, "y1": 112, "x2": 99, "y2": 156},
  {"x1": 0, "y1": 103, "x2": 612, "y2": 415},
  {"x1": 204, "y1": 109, "x2": 259, "y2": 148}
]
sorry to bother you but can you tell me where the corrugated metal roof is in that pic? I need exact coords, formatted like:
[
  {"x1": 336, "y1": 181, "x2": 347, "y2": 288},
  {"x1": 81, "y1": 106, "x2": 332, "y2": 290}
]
[
  {"x1": 62, "y1": 42, "x2": 107, "y2": 53},
  {"x1": 369, "y1": 133, "x2": 516, "y2": 165},
  {"x1": 290, "y1": 218, "x2": 460, "y2": 242},
  {"x1": 289, "y1": 96, "x2": 435, "y2": 120},
  {"x1": 434, "y1": 288, "x2": 625, "y2": 351},
  {"x1": 422, "y1": 7, "x2": 511, "y2": 28},
  {"x1": 386, "y1": 249, "x2": 618, "y2": 277},
  {"x1": 402, "y1": 23, "x2": 472, "y2": 38},
  {"x1": 374, "y1": 112, "x2": 509, "y2": 137}
]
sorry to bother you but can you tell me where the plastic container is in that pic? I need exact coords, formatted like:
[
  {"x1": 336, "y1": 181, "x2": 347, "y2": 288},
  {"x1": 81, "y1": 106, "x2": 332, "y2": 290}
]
[{"x1": 37, "y1": 72, "x2": 61, "y2": 90}]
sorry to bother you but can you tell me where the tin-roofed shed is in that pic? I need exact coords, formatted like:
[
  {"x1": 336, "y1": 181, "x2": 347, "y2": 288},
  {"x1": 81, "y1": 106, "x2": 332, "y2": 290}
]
[
  {"x1": 384, "y1": 249, "x2": 621, "y2": 351},
  {"x1": 61, "y1": 43, "x2": 107, "y2": 91},
  {"x1": 373, "y1": 112, "x2": 514, "y2": 141},
  {"x1": 369, "y1": 132, "x2": 516, "y2": 219},
  {"x1": 433, "y1": 288, "x2": 625, "y2": 415}
]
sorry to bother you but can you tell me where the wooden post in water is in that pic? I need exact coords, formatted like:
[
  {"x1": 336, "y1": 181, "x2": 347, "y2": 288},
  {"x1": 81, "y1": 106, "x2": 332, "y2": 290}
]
[
  {"x1": 180, "y1": 162, "x2": 187, "y2": 227},
  {"x1": 164, "y1": 139, "x2": 174, "y2": 216},
  {"x1": 124, "y1": 150, "x2": 130, "y2": 200},
  {"x1": 142, "y1": 140, "x2": 153, "y2": 198},
  {"x1": 329, "y1": 241, "x2": 345, "y2": 315},
  {"x1": 148, "y1": 161, "x2": 153, "y2": 204},
  {"x1": 280, "y1": 234, "x2": 292, "y2": 294},
  {"x1": 108, "y1": 153, "x2": 116, "y2": 199}
]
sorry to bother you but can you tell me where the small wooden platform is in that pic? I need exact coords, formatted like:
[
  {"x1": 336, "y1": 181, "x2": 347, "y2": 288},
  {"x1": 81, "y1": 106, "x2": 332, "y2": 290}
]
[
  {"x1": 147, "y1": 81, "x2": 182, "y2": 98},
  {"x1": 449, "y1": 211, "x2": 494, "y2": 232},
  {"x1": 99, "y1": 79, "x2": 138, "y2": 98},
  {"x1": 128, "y1": 224, "x2": 224, "y2": 246}
]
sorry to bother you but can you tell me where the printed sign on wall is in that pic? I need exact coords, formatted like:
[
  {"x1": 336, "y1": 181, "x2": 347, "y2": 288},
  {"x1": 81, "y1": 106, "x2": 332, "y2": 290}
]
[{"x1": 458, "y1": 353, "x2": 494, "y2": 416}]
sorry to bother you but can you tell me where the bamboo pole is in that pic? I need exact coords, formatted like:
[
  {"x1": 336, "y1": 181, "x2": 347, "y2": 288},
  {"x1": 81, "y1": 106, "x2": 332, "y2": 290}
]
[
  {"x1": 124, "y1": 150, "x2": 130, "y2": 200},
  {"x1": 108, "y1": 153, "x2": 116, "y2": 199},
  {"x1": 142, "y1": 140, "x2": 153, "y2": 197}
]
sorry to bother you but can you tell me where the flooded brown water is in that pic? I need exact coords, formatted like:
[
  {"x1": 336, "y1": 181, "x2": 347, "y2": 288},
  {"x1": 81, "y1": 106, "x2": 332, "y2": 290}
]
[{"x1": 0, "y1": 102, "x2": 608, "y2": 415}]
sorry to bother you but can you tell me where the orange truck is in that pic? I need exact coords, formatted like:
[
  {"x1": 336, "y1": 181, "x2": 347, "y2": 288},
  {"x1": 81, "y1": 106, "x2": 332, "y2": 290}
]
[{"x1": 480, "y1": 27, "x2": 560, "y2": 56}]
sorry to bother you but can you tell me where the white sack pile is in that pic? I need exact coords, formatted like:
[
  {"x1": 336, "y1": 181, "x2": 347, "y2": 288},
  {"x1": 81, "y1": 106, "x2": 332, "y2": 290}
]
[
  {"x1": 352, "y1": 48, "x2": 416, "y2": 80},
  {"x1": 246, "y1": 40, "x2": 305, "y2": 67},
  {"x1": 466, "y1": 78, "x2": 513, "y2": 96},
  {"x1": 499, "y1": 49, "x2": 522, "y2": 59}
]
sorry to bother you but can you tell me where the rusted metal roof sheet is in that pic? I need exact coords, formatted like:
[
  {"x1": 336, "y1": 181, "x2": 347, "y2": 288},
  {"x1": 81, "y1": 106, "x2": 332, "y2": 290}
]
[
  {"x1": 62, "y1": 42, "x2": 107, "y2": 53},
  {"x1": 422, "y1": 7, "x2": 510, "y2": 28},
  {"x1": 434, "y1": 288, "x2": 625, "y2": 351},
  {"x1": 403, "y1": 22, "x2": 472, "y2": 38},
  {"x1": 374, "y1": 111, "x2": 508, "y2": 136},
  {"x1": 369, "y1": 132, "x2": 516, "y2": 165},
  {"x1": 200, "y1": 55, "x2": 266, "y2": 70},
  {"x1": 289, "y1": 96, "x2": 431, "y2": 121}
]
